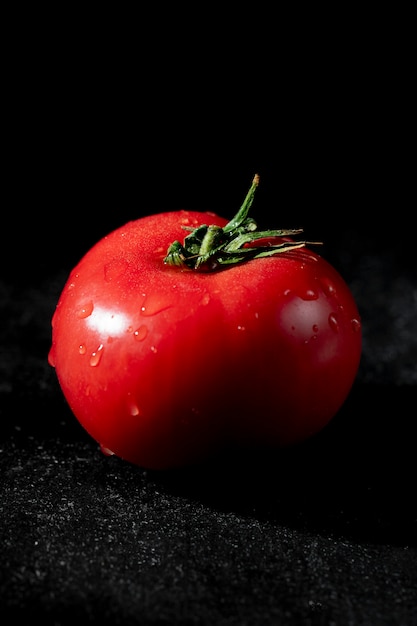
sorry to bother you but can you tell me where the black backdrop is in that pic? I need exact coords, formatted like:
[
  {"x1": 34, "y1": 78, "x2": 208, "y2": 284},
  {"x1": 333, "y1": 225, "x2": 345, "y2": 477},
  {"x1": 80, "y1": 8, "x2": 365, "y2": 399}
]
[{"x1": 1, "y1": 13, "x2": 416, "y2": 626}]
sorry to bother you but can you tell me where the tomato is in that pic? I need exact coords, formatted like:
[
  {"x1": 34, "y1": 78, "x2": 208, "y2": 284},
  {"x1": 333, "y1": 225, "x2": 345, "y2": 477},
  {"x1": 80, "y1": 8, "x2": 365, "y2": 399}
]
[{"x1": 49, "y1": 175, "x2": 361, "y2": 470}]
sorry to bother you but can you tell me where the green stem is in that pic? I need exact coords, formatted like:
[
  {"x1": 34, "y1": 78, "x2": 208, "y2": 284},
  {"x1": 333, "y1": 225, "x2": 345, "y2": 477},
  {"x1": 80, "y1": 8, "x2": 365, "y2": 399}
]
[{"x1": 164, "y1": 174, "x2": 320, "y2": 271}]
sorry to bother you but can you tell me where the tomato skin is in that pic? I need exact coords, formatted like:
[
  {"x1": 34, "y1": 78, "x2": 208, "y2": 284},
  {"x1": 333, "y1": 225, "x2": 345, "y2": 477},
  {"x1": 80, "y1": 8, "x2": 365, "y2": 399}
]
[{"x1": 49, "y1": 209, "x2": 362, "y2": 470}]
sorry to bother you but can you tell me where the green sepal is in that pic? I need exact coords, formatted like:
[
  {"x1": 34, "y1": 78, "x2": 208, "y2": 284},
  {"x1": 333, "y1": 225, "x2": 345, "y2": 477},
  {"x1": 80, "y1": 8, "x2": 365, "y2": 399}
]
[{"x1": 164, "y1": 174, "x2": 320, "y2": 271}]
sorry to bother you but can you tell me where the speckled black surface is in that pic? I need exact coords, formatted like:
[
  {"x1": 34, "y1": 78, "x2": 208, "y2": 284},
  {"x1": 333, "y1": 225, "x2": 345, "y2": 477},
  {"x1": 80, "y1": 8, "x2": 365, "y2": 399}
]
[{"x1": 2, "y1": 28, "x2": 417, "y2": 623}]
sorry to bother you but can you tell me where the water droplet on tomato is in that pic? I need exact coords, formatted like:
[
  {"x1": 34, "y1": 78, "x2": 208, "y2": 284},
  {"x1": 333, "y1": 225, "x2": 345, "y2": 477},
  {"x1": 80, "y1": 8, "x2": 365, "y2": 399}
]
[
  {"x1": 127, "y1": 393, "x2": 140, "y2": 416},
  {"x1": 47, "y1": 347, "x2": 56, "y2": 367},
  {"x1": 180, "y1": 214, "x2": 191, "y2": 225},
  {"x1": 134, "y1": 325, "x2": 148, "y2": 341},
  {"x1": 200, "y1": 292, "x2": 210, "y2": 306},
  {"x1": 90, "y1": 344, "x2": 104, "y2": 366},
  {"x1": 351, "y1": 318, "x2": 361, "y2": 333},
  {"x1": 319, "y1": 277, "x2": 336, "y2": 297},
  {"x1": 77, "y1": 301, "x2": 94, "y2": 319},
  {"x1": 301, "y1": 288, "x2": 318, "y2": 301},
  {"x1": 150, "y1": 346, "x2": 158, "y2": 353},
  {"x1": 100, "y1": 444, "x2": 115, "y2": 456},
  {"x1": 328, "y1": 313, "x2": 339, "y2": 333},
  {"x1": 79, "y1": 344, "x2": 86, "y2": 355},
  {"x1": 312, "y1": 324, "x2": 319, "y2": 333},
  {"x1": 141, "y1": 294, "x2": 172, "y2": 316},
  {"x1": 67, "y1": 274, "x2": 79, "y2": 292}
]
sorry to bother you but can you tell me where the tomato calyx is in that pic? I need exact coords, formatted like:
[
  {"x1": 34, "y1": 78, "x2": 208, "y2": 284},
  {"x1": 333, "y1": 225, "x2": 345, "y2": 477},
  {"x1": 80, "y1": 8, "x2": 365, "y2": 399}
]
[{"x1": 164, "y1": 174, "x2": 320, "y2": 271}]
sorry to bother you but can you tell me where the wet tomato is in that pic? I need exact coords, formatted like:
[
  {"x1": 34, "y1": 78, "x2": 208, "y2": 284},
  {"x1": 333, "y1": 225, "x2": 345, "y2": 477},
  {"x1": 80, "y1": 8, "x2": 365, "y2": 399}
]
[{"x1": 49, "y1": 175, "x2": 361, "y2": 469}]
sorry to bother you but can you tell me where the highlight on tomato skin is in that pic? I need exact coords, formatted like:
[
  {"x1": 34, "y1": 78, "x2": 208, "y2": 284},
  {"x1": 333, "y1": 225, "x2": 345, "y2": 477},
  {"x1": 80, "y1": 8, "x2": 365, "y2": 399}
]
[{"x1": 48, "y1": 174, "x2": 362, "y2": 470}]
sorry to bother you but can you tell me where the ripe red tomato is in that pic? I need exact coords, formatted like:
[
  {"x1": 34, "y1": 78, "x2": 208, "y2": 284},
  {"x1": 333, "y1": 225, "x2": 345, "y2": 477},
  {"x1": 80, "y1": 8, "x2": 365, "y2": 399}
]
[{"x1": 49, "y1": 176, "x2": 361, "y2": 470}]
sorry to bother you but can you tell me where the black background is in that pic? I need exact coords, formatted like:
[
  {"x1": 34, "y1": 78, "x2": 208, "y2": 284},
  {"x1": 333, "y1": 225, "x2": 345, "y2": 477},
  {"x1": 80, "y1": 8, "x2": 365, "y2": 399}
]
[{"x1": 1, "y1": 9, "x2": 416, "y2": 626}]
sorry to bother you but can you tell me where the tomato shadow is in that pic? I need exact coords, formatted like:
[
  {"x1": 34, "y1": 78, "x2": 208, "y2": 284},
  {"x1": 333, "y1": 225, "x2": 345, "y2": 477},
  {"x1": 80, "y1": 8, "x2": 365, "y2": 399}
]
[{"x1": 153, "y1": 383, "x2": 417, "y2": 548}]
